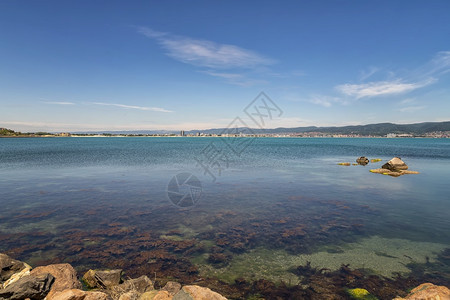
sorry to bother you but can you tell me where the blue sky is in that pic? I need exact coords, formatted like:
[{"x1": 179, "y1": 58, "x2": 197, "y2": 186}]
[{"x1": 1, "y1": 1, "x2": 449, "y2": 132}]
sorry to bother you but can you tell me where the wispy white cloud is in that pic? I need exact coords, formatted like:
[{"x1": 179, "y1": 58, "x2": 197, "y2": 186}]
[
  {"x1": 427, "y1": 51, "x2": 450, "y2": 76},
  {"x1": 42, "y1": 101, "x2": 75, "y2": 105},
  {"x1": 335, "y1": 78, "x2": 435, "y2": 99},
  {"x1": 397, "y1": 105, "x2": 427, "y2": 113},
  {"x1": 309, "y1": 95, "x2": 345, "y2": 107},
  {"x1": 326, "y1": 50, "x2": 450, "y2": 106},
  {"x1": 200, "y1": 70, "x2": 267, "y2": 86},
  {"x1": 138, "y1": 27, "x2": 168, "y2": 39},
  {"x1": 359, "y1": 66, "x2": 379, "y2": 81},
  {"x1": 399, "y1": 98, "x2": 415, "y2": 105},
  {"x1": 200, "y1": 71, "x2": 243, "y2": 80},
  {"x1": 138, "y1": 27, "x2": 275, "y2": 69},
  {"x1": 90, "y1": 102, "x2": 173, "y2": 113}
]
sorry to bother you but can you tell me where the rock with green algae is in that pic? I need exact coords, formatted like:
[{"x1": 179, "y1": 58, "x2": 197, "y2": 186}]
[
  {"x1": 347, "y1": 288, "x2": 378, "y2": 300},
  {"x1": 370, "y1": 168, "x2": 419, "y2": 177}
]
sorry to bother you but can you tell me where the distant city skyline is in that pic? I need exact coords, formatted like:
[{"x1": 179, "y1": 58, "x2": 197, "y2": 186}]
[{"x1": 1, "y1": 1, "x2": 449, "y2": 132}]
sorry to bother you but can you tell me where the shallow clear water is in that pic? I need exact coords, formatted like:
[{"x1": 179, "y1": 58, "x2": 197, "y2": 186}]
[{"x1": 0, "y1": 137, "x2": 449, "y2": 285}]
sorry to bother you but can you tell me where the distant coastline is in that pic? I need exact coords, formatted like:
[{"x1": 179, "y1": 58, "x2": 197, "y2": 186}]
[{"x1": 1, "y1": 121, "x2": 450, "y2": 138}]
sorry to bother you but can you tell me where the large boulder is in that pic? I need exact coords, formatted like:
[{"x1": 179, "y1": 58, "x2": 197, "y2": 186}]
[
  {"x1": 2, "y1": 262, "x2": 32, "y2": 289},
  {"x1": 173, "y1": 285, "x2": 227, "y2": 300},
  {"x1": 30, "y1": 263, "x2": 82, "y2": 299},
  {"x1": 51, "y1": 288, "x2": 111, "y2": 300},
  {"x1": 382, "y1": 157, "x2": 408, "y2": 171},
  {"x1": 0, "y1": 253, "x2": 29, "y2": 285},
  {"x1": 0, "y1": 273, "x2": 54, "y2": 300},
  {"x1": 394, "y1": 282, "x2": 450, "y2": 299},
  {"x1": 82, "y1": 269, "x2": 122, "y2": 289}
]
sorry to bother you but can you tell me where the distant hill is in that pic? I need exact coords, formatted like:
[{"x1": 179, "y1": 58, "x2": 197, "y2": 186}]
[
  {"x1": 3, "y1": 121, "x2": 450, "y2": 136},
  {"x1": 73, "y1": 121, "x2": 450, "y2": 136},
  {"x1": 182, "y1": 121, "x2": 450, "y2": 136}
]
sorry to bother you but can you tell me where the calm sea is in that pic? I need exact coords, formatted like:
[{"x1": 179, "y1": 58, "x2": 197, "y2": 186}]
[{"x1": 0, "y1": 137, "x2": 449, "y2": 286}]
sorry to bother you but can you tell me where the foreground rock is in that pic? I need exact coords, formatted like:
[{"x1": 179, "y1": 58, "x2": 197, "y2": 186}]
[
  {"x1": 394, "y1": 282, "x2": 450, "y2": 300},
  {"x1": 0, "y1": 254, "x2": 231, "y2": 300},
  {"x1": 140, "y1": 290, "x2": 172, "y2": 300},
  {"x1": 51, "y1": 288, "x2": 111, "y2": 300},
  {"x1": 2, "y1": 262, "x2": 32, "y2": 289},
  {"x1": 0, "y1": 273, "x2": 54, "y2": 300},
  {"x1": 110, "y1": 275, "x2": 154, "y2": 299},
  {"x1": 162, "y1": 281, "x2": 182, "y2": 296},
  {"x1": 173, "y1": 285, "x2": 227, "y2": 300},
  {"x1": 82, "y1": 269, "x2": 122, "y2": 289},
  {"x1": 117, "y1": 275, "x2": 153, "y2": 293},
  {"x1": 30, "y1": 263, "x2": 82, "y2": 299},
  {"x1": 0, "y1": 253, "x2": 30, "y2": 287}
]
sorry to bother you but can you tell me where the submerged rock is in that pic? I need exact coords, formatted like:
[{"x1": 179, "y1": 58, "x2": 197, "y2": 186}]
[
  {"x1": 382, "y1": 157, "x2": 408, "y2": 171},
  {"x1": 0, "y1": 273, "x2": 54, "y2": 300},
  {"x1": 394, "y1": 282, "x2": 450, "y2": 300},
  {"x1": 338, "y1": 162, "x2": 351, "y2": 166}
]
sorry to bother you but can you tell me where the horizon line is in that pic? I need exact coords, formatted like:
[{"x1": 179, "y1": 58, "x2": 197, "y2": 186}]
[{"x1": 2, "y1": 120, "x2": 449, "y2": 134}]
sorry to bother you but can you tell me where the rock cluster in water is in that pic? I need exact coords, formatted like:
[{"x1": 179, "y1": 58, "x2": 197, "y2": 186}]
[
  {"x1": 370, "y1": 157, "x2": 420, "y2": 177},
  {"x1": 0, "y1": 253, "x2": 226, "y2": 300},
  {"x1": 338, "y1": 156, "x2": 420, "y2": 177}
]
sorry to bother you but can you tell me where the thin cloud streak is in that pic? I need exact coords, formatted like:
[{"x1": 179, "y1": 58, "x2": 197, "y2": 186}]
[
  {"x1": 309, "y1": 95, "x2": 346, "y2": 107},
  {"x1": 335, "y1": 78, "x2": 435, "y2": 99},
  {"x1": 42, "y1": 101, "x2": 75, "y2": 105},
  {"x1": 359, "y1": 66, "x2": 379, "y2": 81},
  {"x1": 398, "y1": 105, "x2": 427, "y2": 113},
  {"x1": 426, "y1": 51, "x2": 450, "y2": 76},
  {"x1": 90, "y1": 102, "x2": 173, "y2": 113},
  {"x1": 200, "y1": 70, "x2": 268, "y2": 86},
  {"x1": 138, "y1": 27, "x2": 275, "y2": 69}
]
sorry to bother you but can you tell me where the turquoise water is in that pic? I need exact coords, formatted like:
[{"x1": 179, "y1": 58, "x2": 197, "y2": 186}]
[{"x1": 0, "y1": 137, "x2": 449, "y2": 287}]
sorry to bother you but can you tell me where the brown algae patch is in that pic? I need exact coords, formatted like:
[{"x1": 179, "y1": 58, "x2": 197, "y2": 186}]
[{"x1": 196, "y1": 236, "x2": 447, "y2": 284}]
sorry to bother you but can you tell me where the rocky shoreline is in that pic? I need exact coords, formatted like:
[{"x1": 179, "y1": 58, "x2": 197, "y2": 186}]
[
  {"x1": 1, "y1": 252, "x2": 450, "y2": 300},
  {"x1": 0, "y1": 253, "x2": 227, "y2": 300}
]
